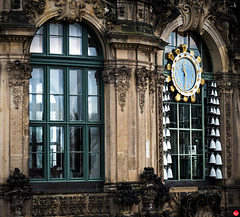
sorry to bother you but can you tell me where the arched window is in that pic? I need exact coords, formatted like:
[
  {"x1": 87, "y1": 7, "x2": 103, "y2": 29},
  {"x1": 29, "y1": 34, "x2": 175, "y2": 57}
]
[
  {"x1": 163, "y1": 30, "x2": 218, "y2": 181},
  {"x1": 29, "y1": 21, "x2": 104, "y2": 182}
]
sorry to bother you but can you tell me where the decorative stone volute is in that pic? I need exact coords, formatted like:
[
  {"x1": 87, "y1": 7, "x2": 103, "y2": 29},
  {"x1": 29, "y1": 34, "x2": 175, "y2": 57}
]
[{"x1": 4, "y1": 168, "x2": 32, "y2": 217}]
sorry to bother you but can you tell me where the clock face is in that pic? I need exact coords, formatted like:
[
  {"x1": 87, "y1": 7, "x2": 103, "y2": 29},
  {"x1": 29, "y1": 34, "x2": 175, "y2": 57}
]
[{"x1": 171, "y1": 52, "x2": 201, "y2": 97}]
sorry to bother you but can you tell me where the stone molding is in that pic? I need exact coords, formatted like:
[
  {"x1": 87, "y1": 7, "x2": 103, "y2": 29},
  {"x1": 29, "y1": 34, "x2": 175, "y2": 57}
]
[
  {"x1": 7, "y1": 60, "x2": 32, "y2": 109},
  {"x1": 136, "y1": 67, "x2": 148, "y2": 113}
]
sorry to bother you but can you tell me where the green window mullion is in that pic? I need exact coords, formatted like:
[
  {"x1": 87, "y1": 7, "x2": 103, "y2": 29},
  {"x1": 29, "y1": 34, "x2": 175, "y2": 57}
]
[
  {"x1": 190, "y1": 103, "x2": 192, "y2": 180},
  {"x1": 177, "y1": 103, "x2": 180, "y2": 181},
  {"x1": 82, "y1": 24, "x2": 88, "y2": 57},
  {"x1": 85, "y1": 125, "x2": 89, "y2": 181},
  {"x1": 202, "y1": 87, "x2": 206, "y2": 179}
]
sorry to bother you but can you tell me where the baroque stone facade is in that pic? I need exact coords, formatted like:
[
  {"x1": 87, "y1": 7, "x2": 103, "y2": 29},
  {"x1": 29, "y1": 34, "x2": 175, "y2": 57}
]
[{"x1": 0, "y1": 0, "x2": 240, "y2": 216}]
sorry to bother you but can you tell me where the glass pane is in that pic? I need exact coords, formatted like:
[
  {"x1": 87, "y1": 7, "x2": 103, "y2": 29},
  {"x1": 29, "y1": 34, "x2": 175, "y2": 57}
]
[
  {"x1": 88, "y1": 70, "x2": 100, "y2": 95},
  {"x1": 177, "y1": 32, "x2": 187, "y2": 46},
  {"x1": 167, "y1": 31, "x2": 176, "y2": 46},
  {"x1": 203, "y1": 50, "x2": 212, "y2": 72},
  {"x1": 88, "y1": 96, "x2": 100, "y2": 121},
  {"x1": 50, "y1": 126, "x2": 64, "y2": 178},
  {"x1": 30, "y1": 35, "x2": 43, "y2": 53},
  {"x1": 180, "y1": 155, "x2": 191, "y2": 179},
  {"x1": 89, "y1": 153, "x2": 101, "y2": 178},
  {"x1": 70, "y1": 153, "x2": 83, "y2": 178},
  {"x1": 50, "y1": 23, "x2": 63, "y2": 35},
  {"x1": 29, "y1": 126, "x2": 44, "y2": 179},
  {"x1": 169, "y1": 103, "x2": 177, "y2": 128},
  {"x1": 179, "y1": 104, "x2": 190, "y2": 128},
  {"x1": 171, "y1": 155, "x2": 178, "y2": 180},
  {"x1": 89, "y1": 127, "x2": 101, "y2": 152},
  {"x1": 50, "y1": 95, "x2": 64, "y2": 120},
  {"x1": 69, "y1": 37, "x2": 82, "y2": 55},
  {"x1": 50, "y1": 69, "x2": 63, "y2": 94},
  {"x1": 30, "y1": 68, "x2": 44, "y2": 94},
  {"x1": 189, "y1": 33, "x2": 200, "y2": 50},
  {"x1": 69, "y1": 69, "x2": 82, "y2": 94},
  {"x1": 70, "y1": 96, "x2": 83, "y2": 121},
  {"x1": 192, "y1": 155, "x2": 203, "y2": 179},
  {"x1": 50, "y1": 36, "x2": 63, "y2": 54},
  {"x1": 29, "y1": 94, "x2": 43, "y2": 120},
  {"x1": 192, "y1": 131, "x2": 203, "y2": 154},
  {"x1": 179, "y1": 131, "x2": 190, "y2": 154},
  {"x1": 170, "y1": 130, "x2": 178, "y2": 154},
  {"x1": 69, "y1": 23, "x2": 82, "y2": 37},
  {"x1": 70, "y1": 127, "x2": 83, "y2": 151},
  {"x1": 88, "y1": 34, "x2": 98, "y2": 56},
  {"x1": 192, "y1": 105, "x2": 202, "y2": 129}
]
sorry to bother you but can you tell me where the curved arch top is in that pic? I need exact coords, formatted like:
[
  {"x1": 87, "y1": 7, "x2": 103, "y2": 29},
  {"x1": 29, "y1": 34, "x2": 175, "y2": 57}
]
[{"x1": 159, "y1": 16, "x2": 229, "y2": 74}]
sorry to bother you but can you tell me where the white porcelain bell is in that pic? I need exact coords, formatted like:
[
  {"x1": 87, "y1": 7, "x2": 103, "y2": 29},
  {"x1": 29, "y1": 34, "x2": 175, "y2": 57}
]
[
  {"x1": 210, "y1": 128, "x2": 216, "y2": 136},
  {"x1": 164, "y1": 105, "x2": 168, "y2": 112},
  {"x1": 209, "y1": 167, "x2": 216, "y2": 177},
  {"x1": 209, "y1": 153, "x2": 216, "y2": 164},
  {"x1": 213, "y1": 98, "x2": 217, "y2": 105},
  {"x1": 163, "y1": 129, "x2": 166, "y2": 137},
  {"x1": 210, "y1": 117, "x2": 215, "y2": 125},
  {"x1": 214, "y1": 90, "x2": 218, "y2": 97},
  {"x1": 215, "y1": 168, "x2": 222, "y2": 179},
  {"x1": 210, "y1": 107, "x2": 214, "y2": 114},
  {"x1": 166, "y1": 116, "x2": 170, "y2": 125},
  {"x1": 167, "y1": 104, "x2": 170, "y2": 112},
  {"x1": 210, "y1": 98, "x2": 214, "y2": 104},
  {"x1": 216, "y1": 108, "x2": 220, "y2": 115},
  {"x1": 163, "y1": 106, "x2": 165, "y2": 113},
  {"x1": 215, "y1": 153, "x2": 222, "y2": 165},
  {"x1": 166, "y1": 128, "x2": 170, "y2": 137},
  {"x1": 216, "y1": 98, "x2": 220, "y2": 105},
  {"x1": 211, "y1": 82, "x2": 215, "y2": 87},
  {"x1": 163, "y1": 141, "x2": 168, "y2": 151},
  {"x1": 167, "y1": 93, "x2": 170, "y2": 101},
  {"x1": 211, "y1": 90, "x2": 214, "y2": 95},
  {"x1": 164, "y1": 168, "x2": 168, "y2": 180},
  {"x1": 214, "y1": 82, "x2": 217, "y2": 88},
  {"x1": 167, "y1": 154, "x2": 172, "y2": 164},
  {"x1": 163, "y1": 117, "x2": 166, "y2": 125},
  {"x1": 215, "y1": 140, "x2": 222, "y2": 151},
  {"x1": 163, "y1": 86, "x2": 166, "y2": 93},
  {"x1": 164, "y1": 94, "x2": 168, "y2": 101},
  {"x1": 165, "y1": 85, "x2": 168, "y2": 92},
  {"x1": 215, "y1": 117, "x2": 220, "y2": 126},
  {"x1": 167, "y1": 140, "x2": 171, "y2": 150},
  {"x1": 215, "y1": 128, "x2": 220, "y2": 137},
  {"x1": 163, "y1": 155, "x2": 167, "y2": 166},
  {"x1": 167, "y1": 167, "x2": 173, "y2": 179},
  {"x1": 213, "y1": 107, "x2": 217, "y2": 115},
  {"x1": 209, "y1": 139, "x2": 216, "y2": 149}
]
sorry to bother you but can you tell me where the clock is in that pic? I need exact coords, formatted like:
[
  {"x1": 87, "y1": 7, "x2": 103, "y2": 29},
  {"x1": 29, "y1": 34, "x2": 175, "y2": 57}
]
[{"x1": 166, "y1": 44, "x2": 205, "y2": 102}]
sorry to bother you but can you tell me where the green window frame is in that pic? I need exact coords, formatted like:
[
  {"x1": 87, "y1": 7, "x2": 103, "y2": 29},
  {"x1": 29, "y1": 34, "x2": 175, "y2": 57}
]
[
  {"x1": 29, "y1": 20, "x2": 104, "y2": 182},
  {"x1": 163, "y1": 31, "x2": 213, "y2": 181}
]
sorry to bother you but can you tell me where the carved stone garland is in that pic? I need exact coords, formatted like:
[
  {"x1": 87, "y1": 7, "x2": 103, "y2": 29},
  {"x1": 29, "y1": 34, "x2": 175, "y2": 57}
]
[
  {"x1": 149, "y1": 70, "x2": 158, "y2": 113},
  {"x1": 217, "y1": 80, "x2": 233, "y2": 178},
  {"x1": 7, "y1": 60, "x2": 32, "y2": 109},
  {"x1": 136, "y1": 67, "x2": 148, "y2": 113}
]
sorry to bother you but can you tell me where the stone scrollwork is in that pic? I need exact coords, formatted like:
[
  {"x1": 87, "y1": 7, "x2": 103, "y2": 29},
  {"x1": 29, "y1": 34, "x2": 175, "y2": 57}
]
[
  {"x1": 7, "y1": 60, "x2": 32, "y2": 109},
  {"x1": 136, "y1": 67, "x2": 148, "y2": 113},
  {"x1": 102, "y1": 67, "x2": 115, "y2": 84},
  {"x1": 114, "y1": 66, "x2": 132, "y2": 112},
  {"x1": 24, "y1": 0, "x2": 46, "y2": 20}
]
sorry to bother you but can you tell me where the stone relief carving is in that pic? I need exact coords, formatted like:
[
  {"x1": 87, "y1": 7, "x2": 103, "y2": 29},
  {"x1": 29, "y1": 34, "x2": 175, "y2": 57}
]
[
  {"x1": 136, "y1": 67, "x2": 148, "y2": 113},
  {"x1": 32, "y1": 194, "x2": 111, "y2": 216},
  {"x1": 24, "y1": 0, "x2": 46, "y2": 20},
  {"x1": 114, "y1": 66, "x2": 132, "y2": 112},
  {"x1": 217, "y1": 80, "x2": 233, "y2": 178},
  {"x1": 7, "y1": 60, "x2": 32, "y2": 109},
  {"x1": 149, "y1": 70, "x2": 157, "y2": 113}
]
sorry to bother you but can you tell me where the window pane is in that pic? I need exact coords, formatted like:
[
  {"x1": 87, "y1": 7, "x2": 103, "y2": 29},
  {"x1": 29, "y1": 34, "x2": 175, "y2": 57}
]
[
  {"x1": 50, "y1": 126, "x2": 64, "y2": 178},
  {"x1": 50, "y1": 95, "x2": 64, "y2": 120},
  {"x1": 88, "y1": 70, "x2": 100, "y2": 95},
  {"x1": 70, "y1": 127, "x2": 83, "y2": 152},
  {"x1": 167, "y1": 31, "x2": 176, "y2": 46},
  {"x1": 88, "y1": 96, "x2": 100, "y2": 121},
  {"x1": 70, "y1": 153, "x2": 83, "y2": 178},
  {"x1": 189, "y1": 33, "x2": 200, "y2": 50},
  {"x1": 177, "y1": 32, "x2": 187, "y2": 45},
  {"x1": 30, "y1": 27, "x2": 44, "y2": 53},
  {"x1": 169, "y1": 103, "x2": 177, "y2": 128},
  {"x1": 180, "y1": 156, "x2": 191, "y2": 179},
  {"x1": 192, "y1": 105, "x2": 202, "y2": 129},
  {"x1": 50, "y1": 69, "x2": 63, "y2": 94},
  {"x1": 179, "y1": 131, "x2": 190, "y2": 154},
  {"x1": 50, "y1": 23, "x2": 63, "y2": 35},
  {"x1": 170, "y1": 130, "x2": 178, "y2": 154},
  {"x1": 192, "y1": 155, "x2": 203, "y2": 179},
  {"x1": 171, "y1": 155, "x2": 178, "y2": 180},
  {"x1": 88, "y1": 34, "x2": 98, "y2": 56},
  {"x1": 89, "y1": 153, "x2": 101, "y2": 178},
  {"x1": 50, "y1": 23, "x2": 63, "y2": 54},
  {"x1": 69, "y1": 23, "x2": 82, "y2": 37},
  {"x1": 192, "y1": 131, "x2": 203, "y2": 154},
  {"x1": 69, "y1": 37, "x2": 82, "y2": 55},
  {"x1": 179, "y1": 104, "x2": 190, "y2": 128},
  {"x1": 89, "y1": 127, "x2": 101, "y2": 152},
  {"x1": 69, "y1": 69, "x2": 82, "y2": 94},
  {"x1": 70, "y1": 96, "x2": 83, "y2": 121},
  {"x1": 29, "y1": 126, "x2": 44, "y2": 179},
  {"x1": 30, "y1": 68, "x2": 44, "y2": 94}
]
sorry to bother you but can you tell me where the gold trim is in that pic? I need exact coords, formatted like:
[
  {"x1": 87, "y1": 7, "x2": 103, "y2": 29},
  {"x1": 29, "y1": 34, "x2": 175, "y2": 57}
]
[
  {"x1": 197, "y1": 88, "x2": 200, "y2": 94},
  {"x1": 168, "y1": 52, "x2": 174, "y2": 61},
  {"x1": 167, "y1": 76, "x2": 172, "y2": 83},
  {"x1": 190, "y1": 50, "x2": 194, "y2": 56},
  {"x1": 201, "y1": 78, "x2": 205, "y2": 85},
  {"x1": 175, "y1": 48, "x2": 180, "y2": 55},
  {"x1": 191, "y1": 95, "x2": 196, "y2": 103},
  {"x1": 182, "y1": 44, "x2": 187, "y2": 52},
  {"x1": 167, "y1": 64, "x2": 172, "y2": 71},
  {"x1": 197, "y1": 56, "x2": 201, "y2": 63},
  {"x1": 175, "y1": 93, "x2": 181, "y2": 101},
  {"x1": 170, "y1": 85, "x2": 175, "y2": 92},
  {"x1": 183, "y1": 96, "x2": 188, "y2": 102}
]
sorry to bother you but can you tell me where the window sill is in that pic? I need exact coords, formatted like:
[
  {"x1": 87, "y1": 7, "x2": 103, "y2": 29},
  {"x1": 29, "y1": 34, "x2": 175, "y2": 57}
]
[
  {"x1": 30, "y1": 181, "x2": 105, "y2": 194},
  {"x1": 165, "y1": 179, "x2": 218, "y2": 189}
]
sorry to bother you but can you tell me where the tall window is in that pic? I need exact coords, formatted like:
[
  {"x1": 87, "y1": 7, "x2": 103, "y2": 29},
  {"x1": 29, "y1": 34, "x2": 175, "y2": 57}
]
[
  {"x1": 29, "y1": 21, "x2": 104, "y2": 182},
  {"x1": 163, "y1": 31, "x2": 213, "y2": 181}
]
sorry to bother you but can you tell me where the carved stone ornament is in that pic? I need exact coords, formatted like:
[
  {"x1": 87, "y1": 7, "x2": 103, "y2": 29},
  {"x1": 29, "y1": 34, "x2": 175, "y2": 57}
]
[
  {"x1": 149, "y1": 70, "x2": 158, "y2": 112},
  {"x1": 181, "y1": 191, "x2": 222, "y2": 217},
  {"x1": 4, "y1": 168, "x2": 32, "y2": 217},
  {"x1": 24, "y1": 0, "x2": 46, "y2": 20},
  {"x1": 102, "y1": 67, "x2": 115, "y2": 83},
  {"x1": 12, "y1": 86, "x2": 22, "y2": 109},
  {"x1": 114, "y1": 66, "x2": 132, "y2": 112},
  {"x1": 136, "y1": 67, "x2": 148, "y2": 113},
  {"x1": 32, "y1": 194, "x2": 111, "y2": 216}
]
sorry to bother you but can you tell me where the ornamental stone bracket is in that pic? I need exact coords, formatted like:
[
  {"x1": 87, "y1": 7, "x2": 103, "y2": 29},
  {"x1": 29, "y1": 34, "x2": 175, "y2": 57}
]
[
  {"x1": 217, "y1": 79, "x2": 233, "y2": 179},
  {"x1": 136, "y1": 67, "x2": 148, "y2": 113},
  {"x1": 4, "y1": 168, "x2": 32, "y2": 217},
  {"x1": 7, "y1": 60, "x2": 32, "y2": 109}
]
